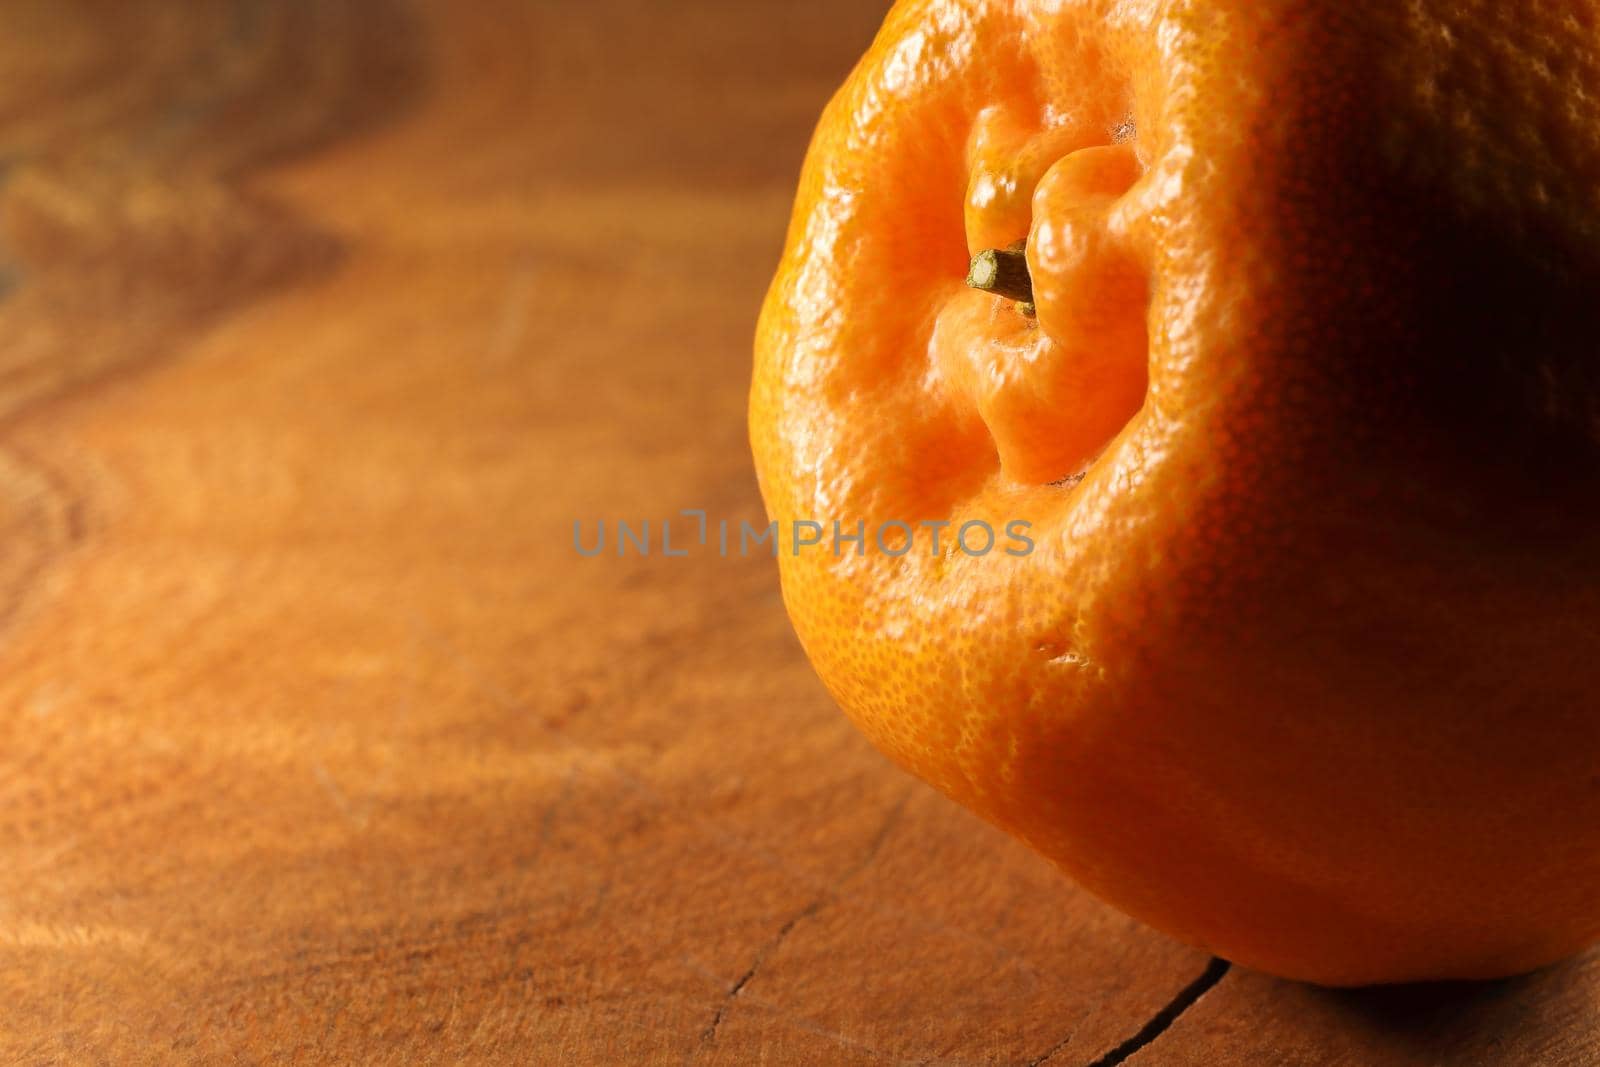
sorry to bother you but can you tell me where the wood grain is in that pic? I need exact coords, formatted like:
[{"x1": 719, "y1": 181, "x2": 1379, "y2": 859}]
[{"x1": 0, "y1": 2, "x2": 1593, "y2": 1063}]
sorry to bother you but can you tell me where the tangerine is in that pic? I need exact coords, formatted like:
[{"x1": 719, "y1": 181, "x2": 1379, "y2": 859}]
[{"x1": 750, "y1": 0, "x2": 1600, "y2": 985}]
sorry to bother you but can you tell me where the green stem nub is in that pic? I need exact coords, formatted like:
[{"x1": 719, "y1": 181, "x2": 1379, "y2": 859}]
[{"x1": 966, "y1": 246, "x2": 1035, "y2": 309}]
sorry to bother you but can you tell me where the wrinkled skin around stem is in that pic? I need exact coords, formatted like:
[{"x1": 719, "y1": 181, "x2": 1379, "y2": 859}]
[{"x1": 750, "y1": 0, "x2": 1600, "y2": 985}]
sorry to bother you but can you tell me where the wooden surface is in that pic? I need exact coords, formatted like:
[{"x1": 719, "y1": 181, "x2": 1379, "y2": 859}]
[{"x1": 0, "y1": 1, "x2": 1595, "y2": 1063}]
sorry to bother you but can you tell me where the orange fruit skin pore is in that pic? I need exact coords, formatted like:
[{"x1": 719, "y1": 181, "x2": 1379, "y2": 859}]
[{"x1": 750, "y1": 0, "x2": 1600, "y2": 986}]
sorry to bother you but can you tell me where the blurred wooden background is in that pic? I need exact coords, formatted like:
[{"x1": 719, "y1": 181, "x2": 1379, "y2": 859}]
[{"x1": 0, "y1": 1, "x2": 1594, "y2": 1062}]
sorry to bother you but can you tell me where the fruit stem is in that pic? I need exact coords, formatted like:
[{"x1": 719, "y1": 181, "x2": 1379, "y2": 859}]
[{"x1": 966, "y1": 245, "x2": 1034, "y2": 307}]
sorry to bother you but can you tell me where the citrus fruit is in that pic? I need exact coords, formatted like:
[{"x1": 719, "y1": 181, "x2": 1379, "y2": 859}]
[{"x1": 749, "y1": 0, "x2": 1600, "y2": 985}]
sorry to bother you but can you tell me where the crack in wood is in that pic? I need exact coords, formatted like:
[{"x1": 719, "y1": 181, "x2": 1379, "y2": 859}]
[
  {"x1": 1031, "y1": 957, "x2": 1231, "y2": 1066},
  {"x1": 699, "y1": 899, "x2": 826, "y2": 1045},
  {"x1": 699, "y1": 790, "x2": 912, "y2": 1045}
]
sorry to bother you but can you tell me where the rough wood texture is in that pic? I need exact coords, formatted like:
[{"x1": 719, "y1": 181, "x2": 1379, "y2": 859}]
[{"x1": 0, "y1": 2, "x2": 1593, "y2": 1063}]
